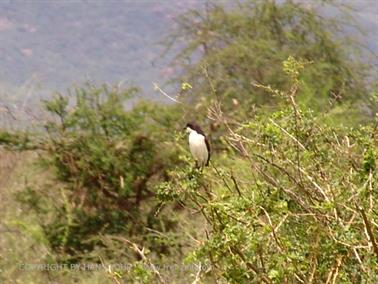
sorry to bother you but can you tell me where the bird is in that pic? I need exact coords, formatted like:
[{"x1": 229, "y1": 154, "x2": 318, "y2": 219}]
[{"x1": 185, "y1": 122, "x2": 211, "y2": 168}]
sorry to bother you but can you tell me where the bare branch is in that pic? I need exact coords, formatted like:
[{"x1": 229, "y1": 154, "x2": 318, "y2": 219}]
[
  {"x1": 109, "y1": 236, "x2": 165, "y2": 283},
  {"x1": 269, "y1": 118, "x2": 306, "y2": 150},
  {"x1": 357, "y1": 206, "x2": 378, "y2": 259},
  {"x1": 153, "y1": 82, "x2": 183, "y2": 104}
]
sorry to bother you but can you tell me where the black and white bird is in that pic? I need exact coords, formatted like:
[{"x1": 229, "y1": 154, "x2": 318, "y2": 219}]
[{"x1": 185, "y1": 122, "x2": 211, "y2": 168}]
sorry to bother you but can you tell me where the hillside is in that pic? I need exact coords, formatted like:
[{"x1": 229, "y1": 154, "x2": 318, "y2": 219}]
[
  {"x1": 0, "y1": 1, "x2": 204, "y2": 102},
  {"x1": 0, "y1": 1, "x2": 377, "y2": 103}
]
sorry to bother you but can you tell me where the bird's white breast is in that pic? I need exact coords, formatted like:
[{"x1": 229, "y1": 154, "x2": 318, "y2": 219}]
[{"x1": 188, "y1": 131, "x2": 208, "y2": 166}]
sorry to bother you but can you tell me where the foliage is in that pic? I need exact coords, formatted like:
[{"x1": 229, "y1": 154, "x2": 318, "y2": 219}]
[
  {"x1": 158, "y1": 57, "x2": 378, "y2": 283},
  {"x1": 0, "y1": 130, "x2": 34, "y2": 150},
  {"x1": 1, "y1": 1, "x2": 377, "y2": 283},
  {"x1": 13, "y1": 84, "x2": 188, "y2": 265},
  {"x1": 166, "y1": 0, "x2": 372, "y2": 121},
  {"x1": 1, "y1": 58, "x2": 376, "y2": 283}
]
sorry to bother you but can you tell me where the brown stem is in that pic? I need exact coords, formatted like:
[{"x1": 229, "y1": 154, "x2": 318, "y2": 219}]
[{"x1": 358, "y1": 205, "x2": 378, "y2": 259}]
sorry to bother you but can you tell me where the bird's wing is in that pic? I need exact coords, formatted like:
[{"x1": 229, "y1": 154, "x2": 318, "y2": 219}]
[{"x1": 205, "y1": 136, "x2": 211, "y2": 166}]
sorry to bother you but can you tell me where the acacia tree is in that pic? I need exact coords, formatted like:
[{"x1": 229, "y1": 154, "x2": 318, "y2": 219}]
[{"x1": 166, "y1": 0, "x2": 371, "y2": 120}]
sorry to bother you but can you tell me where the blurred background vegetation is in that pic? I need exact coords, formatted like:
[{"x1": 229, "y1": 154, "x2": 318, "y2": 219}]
[{"x1": 0, "y1": 1, "x2": 377, "y2": 283}]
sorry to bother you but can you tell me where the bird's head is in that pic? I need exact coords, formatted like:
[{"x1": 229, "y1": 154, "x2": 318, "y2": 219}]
[
  {"x1": 184, "y1": 122, "x2": 205, "y2": 136},
  {"x1": 185, "y1": 122, "x2": 195, "y2": 134}
]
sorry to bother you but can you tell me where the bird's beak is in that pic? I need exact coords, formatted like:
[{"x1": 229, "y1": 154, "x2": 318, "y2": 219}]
[{"x1": 182, "y1": 127, "x2": 190, "y2": 134}]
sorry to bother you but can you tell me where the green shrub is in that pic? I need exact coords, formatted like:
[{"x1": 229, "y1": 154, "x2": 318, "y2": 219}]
[
  {"x1": 158, "y1": 57, "x2": 378, "y2": 283},
  {"x1": 18, "y1": 84, "x2": 186, "y2": 263}
]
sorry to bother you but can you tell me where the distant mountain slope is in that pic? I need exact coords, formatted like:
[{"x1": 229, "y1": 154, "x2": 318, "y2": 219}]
[
  {"x1": 0, "y1": 0, "x2": 202, "y2": 104},
  {"x1": 0, "y1": 0, "x2": 376, "y2": 109}
]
